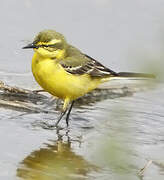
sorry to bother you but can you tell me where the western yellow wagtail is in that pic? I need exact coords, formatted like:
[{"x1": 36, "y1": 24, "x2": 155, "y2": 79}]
[{"x1": 23, "y1": 30, "x2": 154, "y2": 127}]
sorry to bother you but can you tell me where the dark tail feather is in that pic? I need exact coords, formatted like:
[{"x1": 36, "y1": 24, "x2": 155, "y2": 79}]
[{"x1": 117, "y1": 72, "x2": 155, "y2": 79}]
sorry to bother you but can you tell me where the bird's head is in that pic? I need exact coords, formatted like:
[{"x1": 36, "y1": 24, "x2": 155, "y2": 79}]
[{"x1": 23, "y1": 30, "x2": 67, "y2": 59}]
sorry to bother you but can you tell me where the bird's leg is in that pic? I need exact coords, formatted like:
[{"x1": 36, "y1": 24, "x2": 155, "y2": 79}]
[
  {"x1": 55, "y1": 98, "x2": 70, "y2": 127},
  {"x1": 65, "y1": 101, "x2": 75, "y2": 127},
  {"x1": 55, "y1": 109, "x2": 68, "y2": 127}
]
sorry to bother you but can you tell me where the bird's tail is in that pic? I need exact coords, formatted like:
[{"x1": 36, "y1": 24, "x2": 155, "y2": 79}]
[
  {"x1": 99, "y1": 72, "x2": 156, "y2": 90},
  {"x1": 111, "y1": 72, "x2": 156, "y2": 80}
]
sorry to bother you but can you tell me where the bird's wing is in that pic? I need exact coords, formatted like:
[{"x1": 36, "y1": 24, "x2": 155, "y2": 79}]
[{"x1": 59, "y1": 51, "x2": 118, "y2": 78}]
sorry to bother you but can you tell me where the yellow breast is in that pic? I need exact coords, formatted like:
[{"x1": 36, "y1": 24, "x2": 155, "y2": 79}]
[{"x1": 32, "y1": 53, "x2": 101, "y2": 100}]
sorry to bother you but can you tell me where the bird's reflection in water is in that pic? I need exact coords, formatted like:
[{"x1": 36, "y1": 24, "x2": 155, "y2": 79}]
[{"x1": 17, "y1": 131, "x2": 98, "y2": 180}]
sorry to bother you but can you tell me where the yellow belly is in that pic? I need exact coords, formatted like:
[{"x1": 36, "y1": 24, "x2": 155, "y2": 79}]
[{"x1": 32, "y1": 53, "x2": 101, "y2": 100}]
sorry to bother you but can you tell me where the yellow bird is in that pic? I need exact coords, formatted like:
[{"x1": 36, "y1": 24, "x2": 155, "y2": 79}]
[{"x1": 23, "y1": 30, "x2": 154, "y2": 126}]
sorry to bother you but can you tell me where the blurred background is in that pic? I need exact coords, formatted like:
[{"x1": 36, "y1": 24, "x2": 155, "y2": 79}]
[
  {"x1": 1, "y1": 0, "x2": 164, "y2": 74},
  {"x1": 0, "y1": 0, "x2": 164, "y2": 180}
]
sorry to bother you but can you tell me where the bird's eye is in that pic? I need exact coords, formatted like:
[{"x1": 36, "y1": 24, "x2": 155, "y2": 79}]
[
  {"x1": 42, "y1": 46, "x2": 56, "y2": 52},
  {"x1": 49, "y1": 43, "x2": 63, "y2": 49},
  {"x1": 37, "y1": 42, "x2": 63, "y2": 51}
]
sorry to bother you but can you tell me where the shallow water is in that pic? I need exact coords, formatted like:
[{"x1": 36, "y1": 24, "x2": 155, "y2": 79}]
[
  {"x1": 0, "y1": 1, "x2": 164, "y2": 180},
  {"x1": 0, "y1": 73, "x2": 163, "y2": 180}
]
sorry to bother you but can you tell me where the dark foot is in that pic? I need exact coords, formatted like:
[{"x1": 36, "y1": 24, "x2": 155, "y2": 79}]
[{"x1": 41, "y1": 122, "x2": 63, "y2": 130}]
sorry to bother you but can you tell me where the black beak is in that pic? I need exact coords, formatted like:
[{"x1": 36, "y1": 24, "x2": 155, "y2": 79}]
[{"x1": 22, "y1": 43, "x2": 37, "y2": 49}]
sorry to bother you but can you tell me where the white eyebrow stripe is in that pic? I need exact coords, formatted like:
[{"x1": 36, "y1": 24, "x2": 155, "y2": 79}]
[{"x1": 49, "y1": 39, "x2": 62, "y2": 44}]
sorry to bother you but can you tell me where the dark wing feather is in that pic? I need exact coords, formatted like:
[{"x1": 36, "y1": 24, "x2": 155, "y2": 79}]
[
  {"x1": 60, "y1": 52, "x2": 118, "y2": 78},
  {"x1": 83, "y1": 54, "x2": 118, "y2": 77}
]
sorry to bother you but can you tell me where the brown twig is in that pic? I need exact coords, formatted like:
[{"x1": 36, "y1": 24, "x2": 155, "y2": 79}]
[
  {"x1": 138, "y1": 160, "x2": 153, "y2": 176},
  {"x1": 0, "y1": 79, "x2": 156, "y2": 112}
]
